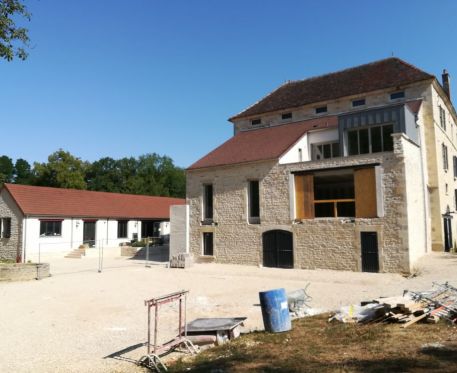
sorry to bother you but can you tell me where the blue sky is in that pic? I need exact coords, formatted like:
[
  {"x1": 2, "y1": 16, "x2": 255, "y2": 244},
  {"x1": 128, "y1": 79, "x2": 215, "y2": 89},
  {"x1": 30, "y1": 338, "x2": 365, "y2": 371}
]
[{"x1": 1, "y1": 0, "x2": 456, "y2": 168}]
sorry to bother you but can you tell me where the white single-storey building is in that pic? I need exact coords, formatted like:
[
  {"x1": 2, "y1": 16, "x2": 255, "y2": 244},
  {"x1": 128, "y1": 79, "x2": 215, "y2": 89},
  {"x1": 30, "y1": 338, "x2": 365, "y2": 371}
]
[{"x1": 0, "y1": 183, "x2": 184, "y2": 262}]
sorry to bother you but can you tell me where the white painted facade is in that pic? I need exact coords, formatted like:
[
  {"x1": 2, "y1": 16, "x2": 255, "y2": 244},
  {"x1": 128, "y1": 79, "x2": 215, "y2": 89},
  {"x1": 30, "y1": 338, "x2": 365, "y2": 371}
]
[{"x1": 22, "y1": 217, "x2": 167, "y2": 261}]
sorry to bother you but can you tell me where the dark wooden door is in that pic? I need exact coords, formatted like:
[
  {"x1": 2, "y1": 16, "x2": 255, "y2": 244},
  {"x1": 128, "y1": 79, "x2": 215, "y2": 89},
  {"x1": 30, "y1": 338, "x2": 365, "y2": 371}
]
[
  {"x1": 361, "y1": 232, "x2": 379, "y2": 272},
  {"x1": 203, "y1": 232, "x2": 213, "y2": 256},
  {"x1": 83, "y1": 221, "x2": 96, "y2": 247},
  {"x1": 263, "y1": 230, "x2": 293, "y2": 268},
  {"x1": 444, "y1": 217, "x2": 453, "y2": 252}
]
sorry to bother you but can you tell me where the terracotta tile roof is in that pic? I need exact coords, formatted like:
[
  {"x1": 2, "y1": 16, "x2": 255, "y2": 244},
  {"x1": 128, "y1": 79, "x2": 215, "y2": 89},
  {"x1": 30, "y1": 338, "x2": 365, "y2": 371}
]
[
  {"x1": 188, "y1": 116, "x2": 338, "y2": 170},
  {"x1": 3, "y1": 184, "x2": 185, "y2": 219},
  {"x1": 230, "y1": 58, "x2": 434, "y2": 120}
]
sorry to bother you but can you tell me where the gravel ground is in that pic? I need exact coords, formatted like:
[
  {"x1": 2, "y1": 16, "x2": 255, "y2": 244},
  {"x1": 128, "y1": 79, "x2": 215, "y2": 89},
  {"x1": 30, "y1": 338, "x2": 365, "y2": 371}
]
[{"x1": 1, "y1": 251, "x2": 457, "y2": 372}]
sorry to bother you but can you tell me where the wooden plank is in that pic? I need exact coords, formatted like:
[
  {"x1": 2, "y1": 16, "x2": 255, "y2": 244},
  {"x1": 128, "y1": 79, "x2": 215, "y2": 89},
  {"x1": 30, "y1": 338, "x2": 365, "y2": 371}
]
[
  {"x1": 401, "y1": 313, "x2": 429, "y2": 328},
  {"x1": 354, "y1": 168, "x2": 377, "y2": 218},
  {"x1": 294, "y1": 174, "x2": 305, "y2": 220},
  {"x1": 302, "y1": 174, "x2": 314, "y2": 219}
]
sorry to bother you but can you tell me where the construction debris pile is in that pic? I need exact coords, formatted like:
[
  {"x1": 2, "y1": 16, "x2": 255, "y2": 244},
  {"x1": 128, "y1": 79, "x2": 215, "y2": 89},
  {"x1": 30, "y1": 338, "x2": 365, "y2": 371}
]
[{"x1": 330, "y1": 282, "x2": 457, "y2": 327}]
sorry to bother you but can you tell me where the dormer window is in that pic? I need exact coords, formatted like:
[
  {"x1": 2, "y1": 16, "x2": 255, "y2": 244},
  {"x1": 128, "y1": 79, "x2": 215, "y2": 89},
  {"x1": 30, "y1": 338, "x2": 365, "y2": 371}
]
[
  {"x1": 315, "y1": 106, "x2": 327, "y2": 114},
  {"x1": 251, "y1": 118, "x2": 261, "y2": 126},
  {"x1": 281, "y1": 112, "x2": 292, "y2": 120},
  {"x1": 390, "y1": 91, "x2": 405, "y2": 100},
  {"x1": 352, "y1": 99, "x2": 366, "y2": 107}
]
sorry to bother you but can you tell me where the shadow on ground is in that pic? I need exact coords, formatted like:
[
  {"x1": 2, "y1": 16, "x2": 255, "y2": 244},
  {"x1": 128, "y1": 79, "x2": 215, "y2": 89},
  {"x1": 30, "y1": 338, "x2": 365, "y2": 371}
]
[{"x1": 129, "y1": 244, "x2": 169, "y2": 263}]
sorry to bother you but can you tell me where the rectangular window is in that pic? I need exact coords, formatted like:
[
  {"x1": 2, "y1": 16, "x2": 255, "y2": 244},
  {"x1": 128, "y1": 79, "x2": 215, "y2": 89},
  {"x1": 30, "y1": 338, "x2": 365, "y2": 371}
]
[
  {"x1": 315, "y1": 106, "x2": 327, "y2": 114},
  {"x1": 443, "y1": 144, "x2": 449, "y2": 171},
  {"x1": 314, "y1": 171, "x2": 355, "y2": 218},
  {"x1": 455, "y1": 189, "x2": 457, "y2": 211},
  {"x1": 203, "y1": 232, "x2": 213, "y2": 256},
  {"x1": 40, "y1": 220, "x2": 62, "y2": 237},
  {"x1": 312, "y1": 142, "x2": 340, "y2": 160},
  {"x1": 390, "y1": 91, "x2": 405, "y2": 100},
  {"x1": 352, "y1": 98, "x2": 366, "y2": 107},
  {"x1": 347, "y1": 124, "x2": 394, "y2": 156},
  {"x1": 439, "y1": 106, "x2": 446, "y2": 130},
  {"x1": 0, "y1": 218, "x2": 11, "y2": 239},
  {"x1": 248, "y1": 180, "x2": 260, "y2": 223},
  {"x1": 453, "y1": 156, "x2": 457, "y2": 178},
  {"x1": 203, "y1": 184, "x2": 213, "y2": 222},
  {"x1": 281, "y1": 112, "x2": 292, "y2": 120},
  {"x1": 117, "y1": 220, "x2": 128, "y2": 238},
  {"x1": 251, "y1": 118, "x2": 261, "y2": 126}
]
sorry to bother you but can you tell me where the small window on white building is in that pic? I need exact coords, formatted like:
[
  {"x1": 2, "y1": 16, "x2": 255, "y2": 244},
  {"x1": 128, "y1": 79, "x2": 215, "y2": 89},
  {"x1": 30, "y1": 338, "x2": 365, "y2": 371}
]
[
  {"x1": 251, "y1": 118, "x2": 261, "y2": 126},
  {"x1": 117, "y1": 220, "x2": 128, "y2": 238},
  {"x1": 352, "y1": 98, "x2": 366, "y2": 107},
  {"x1": 315, "y1": 106, "x2": 327, "y2": 114},
  {"x1": 446, "y1": 183, "x2": 449, "y2": 195},
  {"x1": 281, "y1": 112, "x2": 292, "y2": 120},
  {"x1": 312, "y1": 142, "x2": 340, "y2": 160},
  {"x1": 453, "y1": 156, "x2": 457, "y2": 178},
  {"x1": 40, "y1": 220, "x2": 62, "y2": 237}
]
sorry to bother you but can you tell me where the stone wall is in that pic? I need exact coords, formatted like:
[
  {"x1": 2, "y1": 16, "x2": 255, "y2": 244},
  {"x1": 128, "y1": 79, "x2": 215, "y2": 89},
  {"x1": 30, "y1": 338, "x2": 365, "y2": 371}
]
[
  {"x1": 0, "y1": 263, "x2": 50, "y2": 281},
  {"x1": 0, "y1": 188, "x2": 23, "y2": 262},
  {"x1": 187, "y1": 134, "x2": 416, "y2": 273}
]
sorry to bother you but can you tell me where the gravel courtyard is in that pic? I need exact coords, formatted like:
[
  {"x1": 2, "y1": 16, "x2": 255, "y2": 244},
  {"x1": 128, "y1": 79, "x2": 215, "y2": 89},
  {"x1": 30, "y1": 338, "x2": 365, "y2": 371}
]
[{"x1": 1, "y1": 252, "x2": 457, "y2": 372}]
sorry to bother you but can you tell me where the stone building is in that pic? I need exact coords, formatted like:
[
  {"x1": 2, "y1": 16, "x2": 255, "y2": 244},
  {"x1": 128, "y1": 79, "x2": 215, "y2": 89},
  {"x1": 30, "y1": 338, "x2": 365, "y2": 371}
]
[{"x1": 186, "y1": 57, "x2": 456, "y2": 273}]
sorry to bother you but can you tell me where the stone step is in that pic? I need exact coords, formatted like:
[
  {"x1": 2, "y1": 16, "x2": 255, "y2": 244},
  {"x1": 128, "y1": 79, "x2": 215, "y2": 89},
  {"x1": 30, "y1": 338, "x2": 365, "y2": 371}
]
[
  {"x1": 64, "y1": 248, "x2": 86, "y2": 259},
  {"x1": 196, "y1": 255, "x2": 215, "y2": 263}
]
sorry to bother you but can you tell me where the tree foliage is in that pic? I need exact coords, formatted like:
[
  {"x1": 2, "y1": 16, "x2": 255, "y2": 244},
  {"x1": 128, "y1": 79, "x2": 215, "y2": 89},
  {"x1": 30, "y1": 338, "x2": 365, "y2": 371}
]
[
  {"x1": 0, "y1": 150, "x2": 186, "y2": 198},
  {"x1": 0, "y1": 0, "x2": 31, "y2": 61}
]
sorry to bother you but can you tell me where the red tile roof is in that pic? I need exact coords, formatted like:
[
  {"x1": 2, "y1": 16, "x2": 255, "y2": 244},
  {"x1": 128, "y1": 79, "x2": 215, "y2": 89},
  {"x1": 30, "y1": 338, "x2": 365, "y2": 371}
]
[
  {"x1": 3, "y1": 184, "x2": 185, "y2": 219},
  {"x1": 230, "y1": 58, "x2": 434, "y2": 120},
  {"x1": 188, "y1": 116, "x2": 338, "y2": 170}
]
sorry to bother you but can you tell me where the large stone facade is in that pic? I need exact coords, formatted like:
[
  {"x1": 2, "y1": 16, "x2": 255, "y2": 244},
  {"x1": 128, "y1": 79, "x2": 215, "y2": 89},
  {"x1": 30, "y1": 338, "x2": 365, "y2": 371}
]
[
  {"x1": 187, "y1": 134, "x2": 423, "y2": 273},
  {"x1": 0, "y1": 189, "x2": 23, "y2": 262}
]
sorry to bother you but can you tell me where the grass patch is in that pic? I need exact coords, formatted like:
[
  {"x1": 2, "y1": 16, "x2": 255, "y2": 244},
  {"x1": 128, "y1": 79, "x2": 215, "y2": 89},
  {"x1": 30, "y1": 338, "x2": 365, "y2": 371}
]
[{"x1": 169, "y1": 314, "x2": 457, "y2": 372}]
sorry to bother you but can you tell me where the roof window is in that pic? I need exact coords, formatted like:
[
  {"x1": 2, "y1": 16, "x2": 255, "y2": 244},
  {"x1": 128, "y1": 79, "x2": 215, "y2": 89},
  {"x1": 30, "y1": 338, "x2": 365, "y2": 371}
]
[
  {"x1": 352, "y1": 99, "x2": 366, "y2": 107},
  {"x1": 251, "y1": 118, "x2": 261, "y2": 126},
  {"x1": 281, "y1": 112, "x2": 292, "y2": 120},
  {"x1": 315, "y1": 106, "x2": 327, "y2": 114},
  {"x1": 390, "y1": 91, "x2": 405, "y2": 100}
]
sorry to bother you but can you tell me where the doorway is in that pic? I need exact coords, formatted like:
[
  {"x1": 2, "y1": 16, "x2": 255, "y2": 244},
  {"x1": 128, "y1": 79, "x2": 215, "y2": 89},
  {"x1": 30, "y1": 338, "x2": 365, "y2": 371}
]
[
  {"x1": 443, "y1": 216, "x2": 453, "y2": 252},
  {"x1": 361, "y1": 231, "x2": 379, "y2": 272},
  {"x1": 262, "y1": 230, "x2": 293, "y2": 268},
  {"x1": 83, "y1": 221, "x2": 96, "y2": 247}
]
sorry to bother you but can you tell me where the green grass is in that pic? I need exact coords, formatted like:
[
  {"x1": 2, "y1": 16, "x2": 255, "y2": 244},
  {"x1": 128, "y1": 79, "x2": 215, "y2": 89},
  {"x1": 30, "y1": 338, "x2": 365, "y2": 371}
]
[{"x1": 168, "y1": 314, "x2": 457, "y2": 372}]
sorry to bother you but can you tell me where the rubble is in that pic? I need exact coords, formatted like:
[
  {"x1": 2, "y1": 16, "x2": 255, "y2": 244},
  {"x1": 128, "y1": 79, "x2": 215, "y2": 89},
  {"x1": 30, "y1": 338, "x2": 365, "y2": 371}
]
[{"x1": 330, "y1": 282, "x2": 457, "y2": 326}]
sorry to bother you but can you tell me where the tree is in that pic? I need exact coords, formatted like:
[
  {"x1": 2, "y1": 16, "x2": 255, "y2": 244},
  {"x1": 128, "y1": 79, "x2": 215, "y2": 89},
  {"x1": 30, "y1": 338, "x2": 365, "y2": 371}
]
[
  {"x1": 13, "y1": 158, "x2": 32, "y2": 184},
  {"x1": 86, "y1": 157, "x2": 122, "y2": 193},
  {"x1": 34, "y1": 149, "x2": 87, "y2": 189},
  {"x1": 0, "y1": 155, "x2": 14, "y2": 185},
  {"x1": 0, "y1": 0, "x2": 31, "y2": 61}
]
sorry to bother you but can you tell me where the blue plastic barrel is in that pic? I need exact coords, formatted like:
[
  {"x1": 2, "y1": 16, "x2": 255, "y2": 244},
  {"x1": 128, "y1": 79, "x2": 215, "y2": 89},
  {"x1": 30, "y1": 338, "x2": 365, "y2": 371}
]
[{"x1": 259, "y1": 288, "x2": 291, "y2": 333}]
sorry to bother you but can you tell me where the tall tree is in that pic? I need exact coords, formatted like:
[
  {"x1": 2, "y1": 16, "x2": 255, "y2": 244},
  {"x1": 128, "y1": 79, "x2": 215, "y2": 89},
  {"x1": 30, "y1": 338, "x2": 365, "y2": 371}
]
[
  {"x1": 0, "y1": 0, "x2": 31, "y2": 61},
  {"x1": 14, "y1": 158, "x2": 32, "y2": 184},
  {"x1": 0, "y1": 155, "x2": 14, "y2": 185},
  {"x1": 34, "y1": 149, "x2": 87, "y2": 189}
]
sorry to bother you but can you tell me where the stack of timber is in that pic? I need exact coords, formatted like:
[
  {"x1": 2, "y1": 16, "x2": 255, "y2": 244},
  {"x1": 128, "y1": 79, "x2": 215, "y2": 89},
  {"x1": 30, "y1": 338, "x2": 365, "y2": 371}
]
[{"x1": 330, "y1": 282, "x2": 457, "y2": 327}]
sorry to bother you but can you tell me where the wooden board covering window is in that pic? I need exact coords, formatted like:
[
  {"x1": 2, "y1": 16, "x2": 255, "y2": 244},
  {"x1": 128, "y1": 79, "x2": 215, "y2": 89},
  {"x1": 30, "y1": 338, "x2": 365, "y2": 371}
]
[
  {"x1": 354, "y1": 168, "x2": 377, "y2": 218},
  {"x1": 295, "y1": 174, "x2": 314, "y2": 219}
]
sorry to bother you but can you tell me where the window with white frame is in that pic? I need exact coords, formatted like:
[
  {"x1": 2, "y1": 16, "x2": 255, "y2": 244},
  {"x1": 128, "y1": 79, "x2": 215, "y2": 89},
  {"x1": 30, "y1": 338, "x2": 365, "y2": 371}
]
[
  {"x1": 312, "y1": 142, "x2": 340, "y2": 160},
  {"x1": 347, "y1": 124, "x2": 394, "y2": 156}
]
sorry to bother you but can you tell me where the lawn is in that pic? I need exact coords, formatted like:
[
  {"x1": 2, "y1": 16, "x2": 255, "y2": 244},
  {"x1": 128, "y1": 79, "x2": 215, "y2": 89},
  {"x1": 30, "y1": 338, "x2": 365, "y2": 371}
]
[{"x1": 169, "y1": 314, "x2": 457, "y2": 372}]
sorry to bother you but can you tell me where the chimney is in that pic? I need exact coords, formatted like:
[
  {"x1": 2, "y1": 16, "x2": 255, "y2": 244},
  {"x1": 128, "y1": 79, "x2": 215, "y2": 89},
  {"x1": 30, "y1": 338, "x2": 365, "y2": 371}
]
[{"x1": 442, "y1": 69, "x2": 451, "y2": 100}]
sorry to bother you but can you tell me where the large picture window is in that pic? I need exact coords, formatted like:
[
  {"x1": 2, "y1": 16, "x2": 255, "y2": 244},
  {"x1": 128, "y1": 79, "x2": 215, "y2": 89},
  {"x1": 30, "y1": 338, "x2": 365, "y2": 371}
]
[
  {"x1": 117, "y1": 220, "x2": 128, "y2": 238},
  {"x1": 40, "y1": 220, "x2": 62, "y2": 237},
  {"x1": 347, "y1": 124, "x2": 394, "y2": 156}
]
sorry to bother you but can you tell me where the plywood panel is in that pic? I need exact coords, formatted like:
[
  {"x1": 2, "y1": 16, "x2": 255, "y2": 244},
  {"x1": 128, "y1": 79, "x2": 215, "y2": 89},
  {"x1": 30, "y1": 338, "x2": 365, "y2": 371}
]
[
  {"x1": 355, "y1": 168, "x2": 377, "y2": 218},
  {"x1": 294, "y1": 174, "x2": 305, "y2": 219},
  {"x1": 303, "y1": 174, "x2": 314, "y2": 219}
]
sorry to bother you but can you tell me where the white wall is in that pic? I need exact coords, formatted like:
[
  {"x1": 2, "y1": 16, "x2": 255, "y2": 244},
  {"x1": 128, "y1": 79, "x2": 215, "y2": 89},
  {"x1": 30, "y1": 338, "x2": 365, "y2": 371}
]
[{"x1": 23, "y1": 217, "x2": 143, "y2": 260}]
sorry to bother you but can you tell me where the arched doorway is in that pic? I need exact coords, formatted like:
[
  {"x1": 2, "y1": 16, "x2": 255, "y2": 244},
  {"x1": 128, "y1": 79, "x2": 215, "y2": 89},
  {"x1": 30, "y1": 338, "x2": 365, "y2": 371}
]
[{"x1": 262, "y1": 230, "x2": 293, "y2": 268}]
